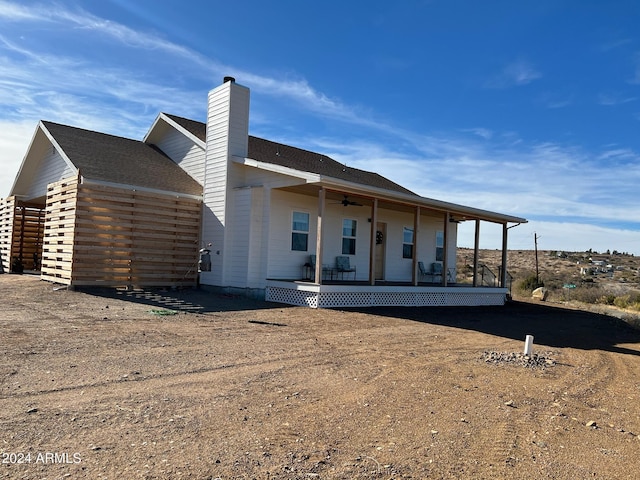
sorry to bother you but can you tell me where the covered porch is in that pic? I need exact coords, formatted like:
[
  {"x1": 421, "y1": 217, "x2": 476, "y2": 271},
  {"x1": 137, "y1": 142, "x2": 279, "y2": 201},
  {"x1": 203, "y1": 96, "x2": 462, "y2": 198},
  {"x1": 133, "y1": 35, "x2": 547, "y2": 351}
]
[{"x1": 264, "y1": 182, "x2": 524, "y2": 308}]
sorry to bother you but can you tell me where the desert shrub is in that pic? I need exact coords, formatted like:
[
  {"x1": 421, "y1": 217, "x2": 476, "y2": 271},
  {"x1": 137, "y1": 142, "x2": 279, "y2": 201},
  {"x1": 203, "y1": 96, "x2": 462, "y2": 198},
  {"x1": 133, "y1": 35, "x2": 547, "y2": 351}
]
[
  {"x1": 517, "y1": 273, "x2": 544, "y2": 293},
  {"x1": 598, "y1": 294, "x2": 617, "y2": 306},
  {"x1": 571, "y1": 285, "x2": 607, "y2": 304},
  {"x1": 621, "y1": 291, "x2": 640, "y2": 311},
  {"x1": 614, "y1": 295, "x2": 631, "y2": 309}
]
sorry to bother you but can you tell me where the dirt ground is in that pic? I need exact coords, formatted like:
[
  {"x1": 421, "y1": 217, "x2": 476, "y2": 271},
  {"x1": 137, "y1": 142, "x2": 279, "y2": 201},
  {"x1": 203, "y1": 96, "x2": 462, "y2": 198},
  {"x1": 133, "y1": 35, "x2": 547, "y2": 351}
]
[{"x1": 2, "y1": 275, "x2": 640, "y2": 480}]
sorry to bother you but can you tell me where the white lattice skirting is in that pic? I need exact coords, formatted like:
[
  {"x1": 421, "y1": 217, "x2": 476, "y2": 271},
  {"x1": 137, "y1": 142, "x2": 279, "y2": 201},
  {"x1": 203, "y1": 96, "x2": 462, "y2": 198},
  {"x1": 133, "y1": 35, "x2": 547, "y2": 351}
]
[{"x1": 265, "y1": 281, "x2": 507, "y2": 308}]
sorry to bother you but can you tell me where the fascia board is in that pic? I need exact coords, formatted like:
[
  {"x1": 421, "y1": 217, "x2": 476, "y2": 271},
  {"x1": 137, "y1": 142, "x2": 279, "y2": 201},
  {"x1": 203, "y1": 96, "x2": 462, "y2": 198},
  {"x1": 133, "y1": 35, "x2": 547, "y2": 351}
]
[{"x1": 233, "y1": 156, "x2": 321, "y2": 182}]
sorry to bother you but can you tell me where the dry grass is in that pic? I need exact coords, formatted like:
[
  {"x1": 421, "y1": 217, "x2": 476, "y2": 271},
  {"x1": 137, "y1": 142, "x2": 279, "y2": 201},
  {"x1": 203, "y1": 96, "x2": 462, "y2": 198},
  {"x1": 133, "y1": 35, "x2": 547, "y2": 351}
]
[{"x1": 457, "y1": 248, "x2": 640, "y2": 323}]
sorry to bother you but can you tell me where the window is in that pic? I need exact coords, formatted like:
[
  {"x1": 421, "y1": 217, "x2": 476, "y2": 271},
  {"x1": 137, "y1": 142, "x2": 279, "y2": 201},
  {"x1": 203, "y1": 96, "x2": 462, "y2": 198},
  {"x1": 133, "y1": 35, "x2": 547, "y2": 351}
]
[
  {"x1": 402, "y1": 227, "x2": 414, "y2": 259},
  {"x1": 291, "y1": 211, "x2": 309, "y2": 251},
  {"x1": 435, "y1": 230, "x2": 444, "y2": 262},
  {"x1": 342, "y1": 219, "x2": 357, "y2": 255}
]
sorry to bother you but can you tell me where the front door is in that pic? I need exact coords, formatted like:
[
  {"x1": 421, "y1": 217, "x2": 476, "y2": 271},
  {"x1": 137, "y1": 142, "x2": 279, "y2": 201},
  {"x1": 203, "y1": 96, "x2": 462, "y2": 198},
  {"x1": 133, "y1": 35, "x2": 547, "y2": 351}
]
[{"x1": 374, "y1": 222, "x2": 386, "y2": 280}]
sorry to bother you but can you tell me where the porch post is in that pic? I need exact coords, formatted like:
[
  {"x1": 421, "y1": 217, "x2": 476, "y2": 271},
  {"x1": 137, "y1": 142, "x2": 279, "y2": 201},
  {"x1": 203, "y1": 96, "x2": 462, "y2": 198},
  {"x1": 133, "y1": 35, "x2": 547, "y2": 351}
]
[
  {"x1": 413, "y1": 206, "x2": 420, "y2": 286},
  {"x1": 369, "y1": 198, "x2": 378, "y2": 285},
  {"x1": 473, "y1": 219, "x2": 480, "y2": 287},
  {"x1": 315, "y1": 188, "x2": 325, "y2": 284},
  {"x1": 442, "y1": 212, "x2": 449, "y2": 286},
  {"x1": 501, "y1": 223, "x2": 508, "y2": 288}
]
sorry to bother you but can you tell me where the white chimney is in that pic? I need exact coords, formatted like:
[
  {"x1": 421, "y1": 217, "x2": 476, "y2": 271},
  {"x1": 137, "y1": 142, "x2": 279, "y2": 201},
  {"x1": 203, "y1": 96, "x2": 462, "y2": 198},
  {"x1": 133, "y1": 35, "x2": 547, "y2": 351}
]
[{"x1": 200, "y1": 77, "x2": 250, "y2": 286}]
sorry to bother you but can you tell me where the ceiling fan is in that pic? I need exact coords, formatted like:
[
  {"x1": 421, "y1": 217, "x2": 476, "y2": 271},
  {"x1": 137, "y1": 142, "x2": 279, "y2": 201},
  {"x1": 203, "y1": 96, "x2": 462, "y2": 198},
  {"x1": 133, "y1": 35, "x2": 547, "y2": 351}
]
[{"x1": 333, "y1": 195, "x2": 363, "y2": 207}]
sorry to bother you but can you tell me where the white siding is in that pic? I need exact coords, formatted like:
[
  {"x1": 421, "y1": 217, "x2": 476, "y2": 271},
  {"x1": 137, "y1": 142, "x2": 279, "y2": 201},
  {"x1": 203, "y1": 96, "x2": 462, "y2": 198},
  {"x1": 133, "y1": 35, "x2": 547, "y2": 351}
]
[
  {"x1": 377, "y1": 209, "x2": 415, "y2": 281},
  {"x1": 154, "y1": 127, "x2": 205, "y2": 185},
  {"x1": 227, "y1": 187, "x2": 251, "y2": 287},
  {"x1": 25, "y1": 148, "x2": 74, "y2": 200},
  {"x1": 267, "y1": 190, "x2": 319, "y2": 280},
  {"x1": 321, "y1": 203, "x2": 371, "y2": 280},
  {"x1": 247, "y1": 186, "x2": 265, "y2": 288},
  {"x1": 265, "y1": 194, "x2": 458, "y2": 284}
]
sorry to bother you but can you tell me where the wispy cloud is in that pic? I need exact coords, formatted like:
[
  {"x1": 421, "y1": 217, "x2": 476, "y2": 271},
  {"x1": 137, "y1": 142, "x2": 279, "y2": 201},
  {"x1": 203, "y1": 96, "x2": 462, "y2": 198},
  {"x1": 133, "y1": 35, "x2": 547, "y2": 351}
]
[
  {"x1": 485, "y1": 59, "x2": 542, "y2": 88},
  {"x1": 597, "y1": 92, "x2": 637, "y2": 106},
  {"x1": 0, "y1": 1, "x2": 638, "y2": 254},
  {"x1": 598, "y1": 38, "x2": 632, "y2": 53},
  {"x1": 628, "y1": 52, "x2": 640, "y2": 84},
  {"x1": 461, "y1": 128, "x2": 493, "y2": 140}
]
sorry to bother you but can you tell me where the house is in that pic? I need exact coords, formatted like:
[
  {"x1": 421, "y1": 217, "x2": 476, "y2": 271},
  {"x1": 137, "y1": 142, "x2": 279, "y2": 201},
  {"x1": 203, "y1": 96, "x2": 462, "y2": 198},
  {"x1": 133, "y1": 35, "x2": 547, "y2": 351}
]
[{"x1": 0, "y1": 77, "x2": 527, "y2": 308}]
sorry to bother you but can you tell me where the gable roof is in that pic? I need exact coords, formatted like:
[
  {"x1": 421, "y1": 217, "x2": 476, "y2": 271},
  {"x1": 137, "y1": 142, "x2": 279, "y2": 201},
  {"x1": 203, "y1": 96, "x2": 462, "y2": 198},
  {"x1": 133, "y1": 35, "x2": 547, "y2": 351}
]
[
  {"x1": 162, "y1": 113, "x2": 415, "y2": 196},
  {"x1": 163, "y1": 113, "x2": 206, "y2": 144},
  {"x1": 42, "y1": 121, "x2": 202, "y2": 197}
]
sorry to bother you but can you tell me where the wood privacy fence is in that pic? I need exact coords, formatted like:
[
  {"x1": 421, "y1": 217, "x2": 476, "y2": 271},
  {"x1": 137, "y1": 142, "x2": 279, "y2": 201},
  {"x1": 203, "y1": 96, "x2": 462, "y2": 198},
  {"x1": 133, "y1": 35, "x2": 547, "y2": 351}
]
[
  {"x1": 42, "y1": 175, "x2": 202, "y2": 286},
  {"x1": 0, "y1": 196, "x2": 15, "y2": 273},
  {"x1": 0, "y1": 196, "x2": 46, "y2": 273}
]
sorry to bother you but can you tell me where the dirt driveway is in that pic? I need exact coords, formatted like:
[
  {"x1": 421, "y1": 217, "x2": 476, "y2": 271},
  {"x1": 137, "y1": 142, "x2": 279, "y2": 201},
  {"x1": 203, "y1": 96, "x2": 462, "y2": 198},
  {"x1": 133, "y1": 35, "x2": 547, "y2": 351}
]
[{"x1": 2, "y1": 274, "x2": 640, "y2": 479}]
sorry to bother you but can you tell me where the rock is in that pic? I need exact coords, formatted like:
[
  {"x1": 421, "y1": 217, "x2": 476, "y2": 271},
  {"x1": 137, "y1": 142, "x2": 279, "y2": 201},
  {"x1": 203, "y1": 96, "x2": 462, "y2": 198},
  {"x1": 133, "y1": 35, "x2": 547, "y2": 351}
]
[
  {"x1": 586, "y1": 420, "x2": 597, "y2": 428},
  {"x1": 26, "y1": 407, "x2": 38, "y2": 414},
  {"x1": 532, "y1": 287, "x2": 548, "y2": 301},
  {"x1": 482, "y1": 350, "x2": 556, "y2": 369}
]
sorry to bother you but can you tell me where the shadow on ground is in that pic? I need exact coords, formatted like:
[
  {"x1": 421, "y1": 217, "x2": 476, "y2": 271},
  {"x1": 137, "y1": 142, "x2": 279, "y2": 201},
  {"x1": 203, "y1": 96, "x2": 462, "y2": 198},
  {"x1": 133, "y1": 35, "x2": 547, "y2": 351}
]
[
  {"x1": 352, "y1": 301, "x2": 640, "y2": 357},
  {"x1": 77, "y1": 286, "x2": 279, "y2": 314},
  {"x1": 77, "y1": 286, "x2": 640, "y2": 357}
]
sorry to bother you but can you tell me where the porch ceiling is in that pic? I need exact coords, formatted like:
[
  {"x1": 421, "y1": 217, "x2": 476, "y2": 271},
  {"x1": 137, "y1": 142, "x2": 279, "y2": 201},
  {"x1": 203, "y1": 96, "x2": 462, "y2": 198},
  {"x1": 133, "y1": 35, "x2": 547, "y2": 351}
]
[{"x1": 276, "y1": 183, "x2": 526, "y2": 224}]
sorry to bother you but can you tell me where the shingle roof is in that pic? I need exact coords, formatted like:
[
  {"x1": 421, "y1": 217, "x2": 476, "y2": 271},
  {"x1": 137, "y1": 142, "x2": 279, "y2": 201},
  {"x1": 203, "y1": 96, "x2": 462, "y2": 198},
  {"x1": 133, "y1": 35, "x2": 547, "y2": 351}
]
[
  {"x1": 164, "y1": 114, "x2": 206, "y2": 143},
  {"x1": 247, "y1": 136, "x2": 415, "y2": 195},
  {"x1": 42, "y1": 121, "x2": 202, "y2": 196},
  {"x1": 163, "y1": 113, "x2": 416, "y2": 196}
]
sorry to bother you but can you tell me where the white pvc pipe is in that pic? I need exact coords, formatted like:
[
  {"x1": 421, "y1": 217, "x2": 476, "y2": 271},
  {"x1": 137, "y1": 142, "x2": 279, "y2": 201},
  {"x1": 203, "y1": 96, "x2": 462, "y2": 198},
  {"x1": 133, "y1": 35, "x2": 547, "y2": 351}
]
[{"x1": 524, "y1": 335, "x2": 534, "y2": 356}]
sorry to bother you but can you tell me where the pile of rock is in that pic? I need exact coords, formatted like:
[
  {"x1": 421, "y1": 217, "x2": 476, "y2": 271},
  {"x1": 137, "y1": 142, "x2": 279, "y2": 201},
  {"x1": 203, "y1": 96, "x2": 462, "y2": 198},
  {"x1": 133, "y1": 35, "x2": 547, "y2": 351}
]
[{"x1": 482, "y1": 350, "x2": 556, "y2": 369}]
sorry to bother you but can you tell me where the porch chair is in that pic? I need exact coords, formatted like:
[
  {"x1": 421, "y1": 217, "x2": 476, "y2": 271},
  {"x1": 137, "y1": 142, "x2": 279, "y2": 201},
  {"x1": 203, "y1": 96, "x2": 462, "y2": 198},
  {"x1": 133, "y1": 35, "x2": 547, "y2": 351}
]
[
  {"x1": 418, "y1": 261, "x2": 428, "y2": 282},
  {"x1": 418, "y1": 261, "x2": 442, "y2": 283},
  {"x1": 430, "y1": 262, "x2": 443, "y2": 282},
  {"x1": 308, "y1": 255, "x2": 336, "y2": 281},
  {"x1": 336, "y1": 256, "x2": 356, "y2": 281}
]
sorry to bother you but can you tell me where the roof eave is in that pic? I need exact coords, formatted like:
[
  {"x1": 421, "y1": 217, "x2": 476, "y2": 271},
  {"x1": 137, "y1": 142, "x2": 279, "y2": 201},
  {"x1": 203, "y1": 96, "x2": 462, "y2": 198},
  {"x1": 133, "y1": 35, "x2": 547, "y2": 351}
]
[
  {"x1": 315, "y1": 176, "x2": 527, "y2": 224},
  {"x1": 235, "y1": 155, "x2": 526, "y2": 225}
]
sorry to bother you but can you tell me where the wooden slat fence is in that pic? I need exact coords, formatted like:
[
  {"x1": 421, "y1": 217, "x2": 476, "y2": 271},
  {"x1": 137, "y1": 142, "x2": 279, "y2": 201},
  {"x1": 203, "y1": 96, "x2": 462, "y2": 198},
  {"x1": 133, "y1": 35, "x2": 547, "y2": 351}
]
[
  {"x1": 0, "y1": 196, "x2": 46, "y2": 273},
  {"x1": 0, "y1": 196, "x2": 15, "y2": 273},
  {"x1": 42, "y1": 175, "x2": 202, "y2": 286}
]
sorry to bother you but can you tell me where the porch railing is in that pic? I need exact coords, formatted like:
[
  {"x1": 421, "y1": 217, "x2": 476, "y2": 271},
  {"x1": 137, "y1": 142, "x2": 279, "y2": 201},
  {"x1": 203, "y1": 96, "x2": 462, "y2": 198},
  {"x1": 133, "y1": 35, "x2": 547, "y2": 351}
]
[{"x1": 478, "y1": 264, "x2": 513, "y2": 295}]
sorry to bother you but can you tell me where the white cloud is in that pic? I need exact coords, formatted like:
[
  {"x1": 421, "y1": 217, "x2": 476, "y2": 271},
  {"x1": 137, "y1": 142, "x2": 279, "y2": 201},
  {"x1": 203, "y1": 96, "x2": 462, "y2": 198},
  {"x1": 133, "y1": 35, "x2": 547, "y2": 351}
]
[
  {"x1": 0, "y1": 1, "x2": 638, "y2": 256},
  {"x1": 0, "y1": 0, "x2": 49, "y2": 21},
  {"x1": 459, "y1": 220, "x2": 640, "y2": 256},
  {"x1": 0, "y1": 120, "x2": 35, "y2": 197},
  {"x1": 462, "y1": 128, "x2": 493, "y2": 140},
  {"x1": 485, "y1": 59, "x2": 542, "y2": 88},
  {"x1": 598, "y1": 92, "x2": 638, "y2": 106}
]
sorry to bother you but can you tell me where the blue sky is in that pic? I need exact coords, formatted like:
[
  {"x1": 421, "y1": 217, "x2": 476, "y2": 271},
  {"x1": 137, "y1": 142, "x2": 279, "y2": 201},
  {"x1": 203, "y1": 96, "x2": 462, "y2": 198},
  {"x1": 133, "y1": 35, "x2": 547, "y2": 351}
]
[{"x1": 1, "y1": 0, "x2": 639, "y2": 254}]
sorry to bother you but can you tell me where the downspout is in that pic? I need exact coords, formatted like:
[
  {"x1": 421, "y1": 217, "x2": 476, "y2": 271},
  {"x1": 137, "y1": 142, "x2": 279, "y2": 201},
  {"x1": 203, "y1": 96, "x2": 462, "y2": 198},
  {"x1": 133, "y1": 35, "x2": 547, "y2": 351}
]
[
  {"x1": 501, "y1": 223, "x2": 508, "y2": 288},
  {"x1": 473, "y1": 219, "x2": 480, "y2": 287},
  {"x1": 502, "y1": 222, "x2": 522, "y2": 290}
]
